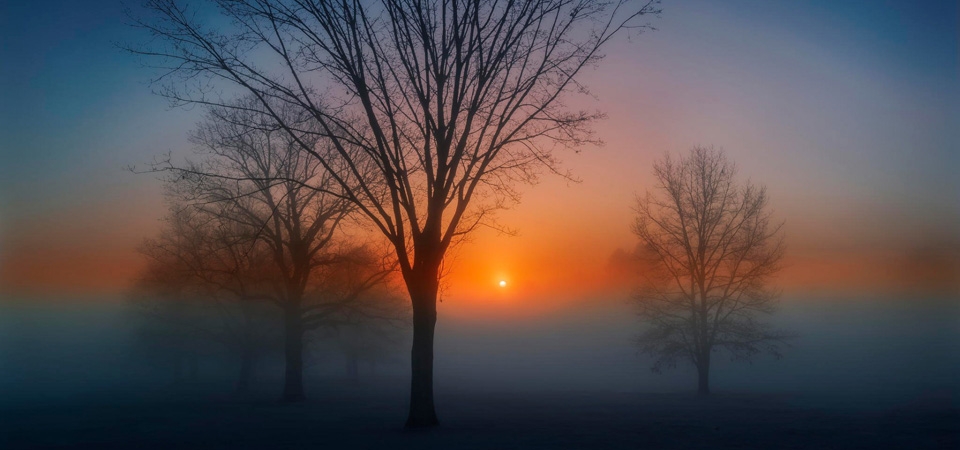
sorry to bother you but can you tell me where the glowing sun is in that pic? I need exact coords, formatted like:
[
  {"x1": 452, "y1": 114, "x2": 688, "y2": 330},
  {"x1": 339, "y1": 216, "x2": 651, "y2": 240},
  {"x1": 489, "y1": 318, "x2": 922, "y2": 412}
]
[{"x1": 499, "y1": 280, "x2": 507, "y2": 288}]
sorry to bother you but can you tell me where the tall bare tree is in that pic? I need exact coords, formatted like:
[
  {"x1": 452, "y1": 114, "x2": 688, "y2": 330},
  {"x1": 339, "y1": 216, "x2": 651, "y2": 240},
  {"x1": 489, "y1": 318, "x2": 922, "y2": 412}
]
[
  {"x1": 130, "y1": 0, "x2": 661, "y2": 426},
  {"x1": 632, "y1": 146, "x2": 789, "y2": 395}
]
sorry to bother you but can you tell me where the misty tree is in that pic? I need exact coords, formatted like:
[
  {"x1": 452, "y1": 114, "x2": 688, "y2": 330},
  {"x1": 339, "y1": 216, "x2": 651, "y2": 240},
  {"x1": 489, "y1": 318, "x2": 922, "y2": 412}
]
[
  {"x1": 132, "y1": 205, "x2": 278, "y2": 391},
  {"x1": 130, "y1": 0, "x2": 661, "y2": 426},
  {"x1": 166, "y1": 100, "x2": 395, "y2": 401},
  {"x1": 632, "y1": 146, "x2": 789, "y2": 395},
  {"x1": 317, "y1": 249, "x2": 410, "y2": 383},
  {"x1": 296, "y1": 245, "x2": 410, "y2": 383}
]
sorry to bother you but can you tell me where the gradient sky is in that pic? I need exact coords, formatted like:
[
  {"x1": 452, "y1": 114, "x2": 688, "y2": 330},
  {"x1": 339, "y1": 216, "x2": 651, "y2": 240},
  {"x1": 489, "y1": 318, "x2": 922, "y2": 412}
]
[{"x1": 1, "y1": 1, "x2": 957, "y2": 313}]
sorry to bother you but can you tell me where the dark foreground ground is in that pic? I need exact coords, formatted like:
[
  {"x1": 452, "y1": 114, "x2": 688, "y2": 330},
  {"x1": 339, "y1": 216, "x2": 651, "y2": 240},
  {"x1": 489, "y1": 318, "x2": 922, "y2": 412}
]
[{"x1": 1, "y1": 385, "x2": 956, "y2": 450}]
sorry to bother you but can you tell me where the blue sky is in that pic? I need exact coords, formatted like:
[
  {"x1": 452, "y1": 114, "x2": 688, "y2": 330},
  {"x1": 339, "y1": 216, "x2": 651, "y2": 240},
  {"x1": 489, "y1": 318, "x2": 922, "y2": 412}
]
[{"x1": 1, "y1": 0, "x2": 957, "y2": 294}]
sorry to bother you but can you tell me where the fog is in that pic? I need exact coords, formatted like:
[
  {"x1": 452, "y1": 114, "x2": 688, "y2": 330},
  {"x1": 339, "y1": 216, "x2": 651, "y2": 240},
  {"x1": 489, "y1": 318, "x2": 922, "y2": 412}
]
[
  {"x1": 435, "y1": 297, "x2": 960, "y2": 407},
  {"x1": 2, "y1": 295, "x2": 956, "y2": 410}
]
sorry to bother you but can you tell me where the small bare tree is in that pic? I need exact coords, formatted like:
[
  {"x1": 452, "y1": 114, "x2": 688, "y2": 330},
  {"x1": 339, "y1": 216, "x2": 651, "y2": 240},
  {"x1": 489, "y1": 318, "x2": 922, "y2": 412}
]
[{"x1": 632, "y1": 146, "x2": 788, "y2": 395}]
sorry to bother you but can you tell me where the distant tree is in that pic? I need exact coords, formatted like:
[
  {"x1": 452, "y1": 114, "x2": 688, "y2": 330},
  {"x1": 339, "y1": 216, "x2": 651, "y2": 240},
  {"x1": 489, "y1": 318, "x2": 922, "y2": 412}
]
[
  {"x1": 295, "y1": 246, "x2": 409, "y2": 383},
  {"x1": 632, "y1": 146, "x2": 789, "y2": 395},
  {"x1": 132, "y1": 206, "x2": 278, "y2": 391},
  {"x1": 287, "y1": 244, "x2": 408, "y2": 384},
  {"x1": 130, "y1": 0, "x2": 661, "y2": 426},
  {"x1": 161, "y1": 100, "x2": 394, "y2": 401},
  {"x1": 318, "y1": 249, "x2": 410, "y2": 383}
]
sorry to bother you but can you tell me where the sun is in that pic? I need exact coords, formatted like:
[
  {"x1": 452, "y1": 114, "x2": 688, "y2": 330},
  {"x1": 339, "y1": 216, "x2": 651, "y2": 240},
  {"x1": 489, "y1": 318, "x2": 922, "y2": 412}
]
[{"x1": 499, "y1": 280, "x2": 507, "y2": 288}]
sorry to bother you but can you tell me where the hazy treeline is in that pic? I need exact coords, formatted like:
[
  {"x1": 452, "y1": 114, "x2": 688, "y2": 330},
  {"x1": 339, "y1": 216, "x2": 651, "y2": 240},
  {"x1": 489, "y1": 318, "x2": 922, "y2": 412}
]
[{"x1": 129, "y1": 100, "x2": 410, "y2": 399}]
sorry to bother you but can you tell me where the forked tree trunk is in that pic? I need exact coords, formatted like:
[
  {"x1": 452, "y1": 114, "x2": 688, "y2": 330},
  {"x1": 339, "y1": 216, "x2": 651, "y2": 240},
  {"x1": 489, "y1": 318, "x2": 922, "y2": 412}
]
[
  {"x1": 282, "y1": 305, "x2": 305, "y2": 402},
  {"x1": 405, "y1": 264, "x2": 441, "y2": 428}
]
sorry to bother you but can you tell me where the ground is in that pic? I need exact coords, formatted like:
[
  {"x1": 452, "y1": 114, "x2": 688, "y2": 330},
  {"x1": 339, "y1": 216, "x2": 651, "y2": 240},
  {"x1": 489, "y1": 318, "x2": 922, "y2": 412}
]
[{"x1": 2, "y1": 384, "x2": 956, "y2": 449}]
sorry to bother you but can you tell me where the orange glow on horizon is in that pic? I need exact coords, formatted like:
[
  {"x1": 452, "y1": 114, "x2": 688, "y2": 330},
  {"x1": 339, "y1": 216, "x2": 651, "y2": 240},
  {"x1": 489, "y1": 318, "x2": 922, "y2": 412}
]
[{"x1": 2, "y1": 173, "x2": 956, "y2": 308}]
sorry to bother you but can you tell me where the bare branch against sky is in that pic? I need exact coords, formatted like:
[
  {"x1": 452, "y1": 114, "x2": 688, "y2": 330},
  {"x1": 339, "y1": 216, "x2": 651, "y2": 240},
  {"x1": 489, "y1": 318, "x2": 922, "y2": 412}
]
[{"x1": 129, "y1": 0, "x2": 661, "y2": 427}]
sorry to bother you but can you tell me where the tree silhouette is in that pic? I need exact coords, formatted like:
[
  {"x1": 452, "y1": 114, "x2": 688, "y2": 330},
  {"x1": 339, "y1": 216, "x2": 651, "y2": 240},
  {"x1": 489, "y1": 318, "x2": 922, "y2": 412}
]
[
  {"x1": 132, "y1": 205, "x2": 278, "y2": 391},
  {"x1": 130, "y1": 0, "x2": 661, "y2": 426},
  {"x1": 632, "y1": 146, "x2": 789, "y2": 395},
  {"x1": 148, "y1": 100, "x2": 394, "y2": 401}
]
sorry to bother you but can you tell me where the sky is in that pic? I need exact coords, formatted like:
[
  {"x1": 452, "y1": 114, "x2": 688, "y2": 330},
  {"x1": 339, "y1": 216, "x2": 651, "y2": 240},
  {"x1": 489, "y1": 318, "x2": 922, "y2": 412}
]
[{"x1": 1, "y1": 0, "x2": 957, "y2": 314}]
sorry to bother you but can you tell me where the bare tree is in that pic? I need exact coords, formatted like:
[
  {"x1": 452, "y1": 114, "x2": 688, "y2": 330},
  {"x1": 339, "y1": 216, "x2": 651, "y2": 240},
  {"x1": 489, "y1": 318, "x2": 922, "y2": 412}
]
[
  {"x1": 632, "y1": 146, "x2": 789, "y2": 395},
  {"x1": 129, "y1": 0, "x2": 661, "y2": 426},
  {"x1": 166, "y1": 101, "x2": 392, "y2": 401},
  {"x1": 132, "y1": 205, "x2": 278, "y2": 392}
]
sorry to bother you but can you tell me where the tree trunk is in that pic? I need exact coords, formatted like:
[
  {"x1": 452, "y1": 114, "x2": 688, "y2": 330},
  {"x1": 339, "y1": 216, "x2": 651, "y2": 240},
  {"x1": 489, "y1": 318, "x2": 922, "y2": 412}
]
[
  {"x1": 697, "y1": 351, "x2": 711, "y2": 396},
  {"x1": 407, "y1": 303, "x2": 438, "y2": 427},
  {"x1": 282, "y1": 305, "x2": 305, "y2": 402},
  {"x1": 405, "y1": 268, "x2": 440, "y2": 428},
  {"x1": 403, "y1": 209, "x2": 445, "y2": 428}
]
